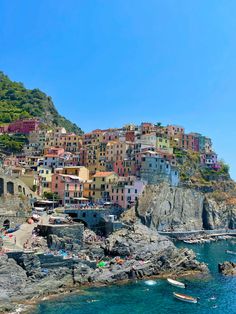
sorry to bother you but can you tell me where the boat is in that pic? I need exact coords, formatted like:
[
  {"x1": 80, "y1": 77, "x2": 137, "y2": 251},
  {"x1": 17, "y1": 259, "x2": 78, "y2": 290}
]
[
  {"x1": 226, "y1": 250, "x2": 236, "y2": 255},
  {"x1": 167, "y1": 278, "x2": 186, "y2": 288},
  {"x1": 183, "y1": 240, "x2": 193, "y2": 244},
  {"x1": 173, "y1": 292, "x2": 198, "y2": 304}
]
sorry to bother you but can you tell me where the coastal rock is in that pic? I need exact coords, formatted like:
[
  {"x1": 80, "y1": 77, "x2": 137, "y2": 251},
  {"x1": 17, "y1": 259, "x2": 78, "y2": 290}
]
[
  {"x1": 103, "y1": 223, "x2": 207, "y2": 279},
  {"x1": 137, "y1": 183, "x2": 236, "y2": 231},
  {"x1": 218, "y1": 261, "x2": 236, "y2": 276},
  {"x1": 18, "y1": 253, "x2": 41, "y2": 276},
  {"x1": 0, "y1": 255, "x2": 27, "y2": 300}
]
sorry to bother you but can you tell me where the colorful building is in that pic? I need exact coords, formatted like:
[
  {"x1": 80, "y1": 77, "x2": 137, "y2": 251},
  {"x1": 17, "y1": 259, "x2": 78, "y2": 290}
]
[
  {"x1": 89, "y1": 171, "x2": 119, "y2": 202},
  {"x1": 8, "y1": 119, "x2": 40, "y2": 134},
  {"x1": 200, "y1": 152, "x2": 220, "y2": 169},
  {"x1": 109, "y1": 177, "x2": 146, "y2": 209},
  {"x1": 140, "y1": 153, "x2": 179, "y2": 186},
  {"x1": 51, "y1": 174, "x2": 84, "y2": 205}
]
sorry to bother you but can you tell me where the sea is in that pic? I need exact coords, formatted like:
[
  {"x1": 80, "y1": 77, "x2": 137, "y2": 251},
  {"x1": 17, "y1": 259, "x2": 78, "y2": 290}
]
[{"x1": 35, "y1": 239, "x2": 236, "y2": 314}]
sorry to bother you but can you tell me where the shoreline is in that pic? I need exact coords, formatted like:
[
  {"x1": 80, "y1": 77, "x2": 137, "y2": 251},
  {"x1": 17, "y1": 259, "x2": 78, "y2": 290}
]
[{"x1": 12, "y1": 269, "x2": 207, "y2": 314}]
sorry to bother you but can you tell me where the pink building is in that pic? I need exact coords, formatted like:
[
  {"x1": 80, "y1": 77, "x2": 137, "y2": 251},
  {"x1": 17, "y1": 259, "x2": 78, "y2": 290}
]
[
  {"x1": 166, "y1": 125, "x2": 185, "y2": 137},
  {"x1": 8, "y1": 119, "x2": 40, "y2": 134},
  {"x1": 51, "y1": 174, "x2": 84, "y2": 205},
  {"x1": 179, "y1": 133, "x2": 199, "y2": 152},
  {"x1": 113, "y1": 160, "x2": 125, "y2": 176},
  {"x1": 109, "y1": 177, "x2": 146, "y2": 209},
  {"x1": 44, "y1": 147, "x2": 65, "y2": 156},
  {"x1": 200, "y1": 152, "x2": 220, "y2": 170}
]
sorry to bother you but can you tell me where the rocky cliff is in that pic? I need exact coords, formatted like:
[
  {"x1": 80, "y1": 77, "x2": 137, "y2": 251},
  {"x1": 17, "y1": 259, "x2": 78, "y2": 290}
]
[
  {"x1": 0, "y1": 223, "x2": 207, "y2": 312},
  {"x1": 137, "y1": 183, "x2": 236, "y2": 231}
]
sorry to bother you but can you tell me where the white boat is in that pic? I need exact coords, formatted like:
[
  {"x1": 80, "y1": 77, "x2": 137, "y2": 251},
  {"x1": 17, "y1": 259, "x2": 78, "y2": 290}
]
[
  {"x1": 173, "y1": 292, "x2": 198, "y2": 304},
  {"x1": 226, "y1": 250, "x2": 236, "y2": 255},
  {"x1": 167, "y1": 278, "x2": 186, "y2": 288}
]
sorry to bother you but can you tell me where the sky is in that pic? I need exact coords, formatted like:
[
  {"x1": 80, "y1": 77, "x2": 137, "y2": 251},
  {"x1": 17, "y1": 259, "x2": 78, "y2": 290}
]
[{"x1": 0, "y1": 0, "x2": 236, "y2": 178}]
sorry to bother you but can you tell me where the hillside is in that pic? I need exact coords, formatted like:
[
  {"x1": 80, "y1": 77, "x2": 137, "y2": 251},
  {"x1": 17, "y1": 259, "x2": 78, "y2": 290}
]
[
  {"x1": 0, "y1": 71, "x2": 83, "y2": 134},
  {"x1": 174, "y1": 148, "x2": 231, "y2": 187}
]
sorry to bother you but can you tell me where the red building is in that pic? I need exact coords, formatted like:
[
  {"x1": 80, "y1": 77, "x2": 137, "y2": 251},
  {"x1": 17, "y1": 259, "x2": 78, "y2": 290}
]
[
  {"x1": 125, "y1": 131, "x2": 135, "y2": 142},
  {"x1": 8, "y1": 119, "x2": 40, "y2": 134}
]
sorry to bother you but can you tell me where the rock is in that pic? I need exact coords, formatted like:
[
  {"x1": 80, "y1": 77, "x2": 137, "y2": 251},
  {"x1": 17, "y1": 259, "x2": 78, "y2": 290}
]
[
  {"x1": 218, "y1": 261, "x2": 236, "y2": 276},
  {"x1": 18, "y1": 253, "x2": 41, "y2": 276},
  {"x1": 0, "y1": 255, "x2": 27, "y2": 299},
  {"x1": 137, "y1": 183, "x2": 236, "y2": 231},
  {"x1": 104, "y1": 223, "x2": 207, "y2": 278}
]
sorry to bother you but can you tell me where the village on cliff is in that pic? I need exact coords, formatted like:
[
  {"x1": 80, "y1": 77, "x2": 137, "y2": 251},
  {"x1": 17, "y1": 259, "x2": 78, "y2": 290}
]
[
  {"x1": 1, "y1": 118, "x2": 219, "y2": 207},
  {"x1": 0, "y1": 118, "x2": 233, "y2": 313}
]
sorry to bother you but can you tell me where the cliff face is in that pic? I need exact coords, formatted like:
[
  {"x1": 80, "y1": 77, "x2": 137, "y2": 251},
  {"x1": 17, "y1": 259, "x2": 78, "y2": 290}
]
[{"x1": 137, "y1": 183, "x2": 236, "y2": 231}]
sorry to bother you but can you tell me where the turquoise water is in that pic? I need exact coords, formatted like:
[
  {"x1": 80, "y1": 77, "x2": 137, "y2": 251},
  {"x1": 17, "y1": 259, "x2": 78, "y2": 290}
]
[{"x1": 36, "y1": 240, "x2": 236, "y2": 314}]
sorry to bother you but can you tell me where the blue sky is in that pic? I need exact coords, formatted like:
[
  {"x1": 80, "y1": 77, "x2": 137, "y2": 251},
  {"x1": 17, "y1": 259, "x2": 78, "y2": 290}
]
[{"x1": 0, "y1": 1, "x2": 236, "y2": 178}]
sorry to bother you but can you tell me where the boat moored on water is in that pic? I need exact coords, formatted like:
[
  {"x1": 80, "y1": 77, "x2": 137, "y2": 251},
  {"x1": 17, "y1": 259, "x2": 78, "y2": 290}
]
[
  {"x1": 167, "y1": 278, "x2": 186, "y2": 288},
  {"x1": 226, "y1": 250, "x2": 236, "y2": 255},
  {"x1": 173, "y1": 292, "x2": 198, "y2": 304}
]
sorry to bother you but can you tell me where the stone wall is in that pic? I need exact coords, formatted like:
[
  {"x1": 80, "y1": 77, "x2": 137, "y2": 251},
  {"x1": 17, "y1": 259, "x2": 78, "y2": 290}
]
[
  {"x1": 0, "y1": 174, "x2": 36, "y2": 198},
  {"x1": 0, "y1": 215, "x2": 27, "y2": 229},
  {"x1": 38, "y1": 224, "x2": 84, "y2": 245},
  {"x1": 0, "y1": 194, "x2": 32, "y2": 214}
]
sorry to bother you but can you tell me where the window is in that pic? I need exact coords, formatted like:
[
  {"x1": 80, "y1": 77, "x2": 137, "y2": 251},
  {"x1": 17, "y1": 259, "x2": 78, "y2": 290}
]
[{"x1": 135, "y1": 189, "x2": 137, "y2": 194}]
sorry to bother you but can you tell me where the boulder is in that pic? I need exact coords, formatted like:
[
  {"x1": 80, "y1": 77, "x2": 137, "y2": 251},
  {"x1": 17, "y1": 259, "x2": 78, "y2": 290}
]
[{"x1": 218, "y1": 261, "x2": 236, "y2": 276}]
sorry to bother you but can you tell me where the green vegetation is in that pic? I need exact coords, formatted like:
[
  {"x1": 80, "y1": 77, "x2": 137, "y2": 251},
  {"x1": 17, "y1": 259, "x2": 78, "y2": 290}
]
[
  {"x1": 0, "y1": 134, "x2": 28, "y2": 152},
  {"x1": 0, "y1": 71, "x2": 83, "y2": 134},
  {"x1": 176, "y1": 150, "x2": 230, "y2": 185},
  {"x1": 43, "y1": 191, "x2": 59, "y2": 201}
]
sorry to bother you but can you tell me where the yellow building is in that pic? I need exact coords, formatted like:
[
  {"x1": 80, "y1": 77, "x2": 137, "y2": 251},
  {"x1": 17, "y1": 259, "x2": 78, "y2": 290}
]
[
  {"x1": 62, "y1": 166, "x2": 89, "y2": 181},
  {"x1": 45, "y1": 127, "x2": 67, "y2": 148},
  {"x1": 89, "y1": 171, "x2": 119, "y2": 201},
  {"x1": 106, "y1": 141, "x2": 127, "y2": 162},
  {"x1": 156, "y1": 137, "x2": 170, "y2": 150},
  {"x1": 37, "y1": 166, "x2": 53, "y2": 195},
  {"x1": 59, "y1": 133, "x2": 83, "y2": 153}
]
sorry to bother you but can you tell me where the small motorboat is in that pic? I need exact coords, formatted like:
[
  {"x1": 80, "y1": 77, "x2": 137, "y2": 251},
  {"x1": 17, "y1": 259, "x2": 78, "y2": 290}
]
[
  {"x1": 167, "y1": 278, "x2": 186, "y2": 288},
  {"x1": 173, "y1": 292, "x2": 198, "y2": 304},
  {"x1": 226, "y1": 250, "x2": 236, "y2": 255}
]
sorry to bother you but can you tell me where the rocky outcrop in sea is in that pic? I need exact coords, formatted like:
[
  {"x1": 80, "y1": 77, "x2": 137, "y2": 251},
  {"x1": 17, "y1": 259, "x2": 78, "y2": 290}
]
[{"x1": 218, "y1": 261, "x2": 236, "y2": 276}]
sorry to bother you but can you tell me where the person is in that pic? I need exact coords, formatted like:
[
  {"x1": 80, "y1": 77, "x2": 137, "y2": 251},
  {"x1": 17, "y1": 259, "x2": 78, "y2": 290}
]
[{"x1": 14, "y1": 237, "x2": 16, "y2": 245}]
